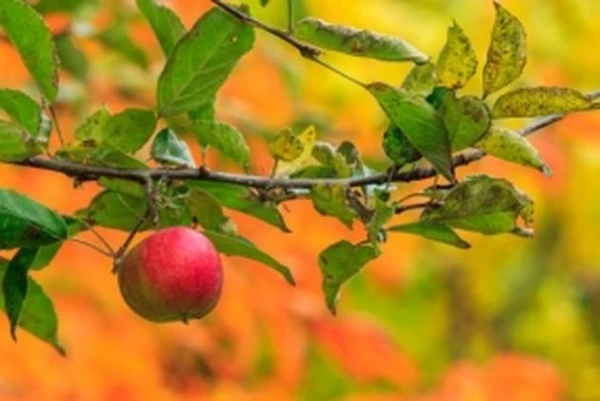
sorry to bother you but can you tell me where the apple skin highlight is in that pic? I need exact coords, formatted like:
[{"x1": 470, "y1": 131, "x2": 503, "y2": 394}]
[{"x1": 118, "y1": 227, "x2": 223, "y2": 323}]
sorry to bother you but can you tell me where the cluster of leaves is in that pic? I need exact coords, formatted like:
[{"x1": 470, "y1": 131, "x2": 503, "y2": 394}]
[{"x1": 0, "y1": 0, "x2": 598, "y2": 352}]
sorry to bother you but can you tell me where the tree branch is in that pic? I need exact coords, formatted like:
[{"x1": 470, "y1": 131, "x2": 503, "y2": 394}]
[{"x1": 11, "y1": 98, "x2": 599, "y2": 192}]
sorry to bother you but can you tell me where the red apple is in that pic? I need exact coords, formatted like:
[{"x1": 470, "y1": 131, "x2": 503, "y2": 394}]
[{"x1": 117, "y1": 227, "x2": 223, "y2": 323}]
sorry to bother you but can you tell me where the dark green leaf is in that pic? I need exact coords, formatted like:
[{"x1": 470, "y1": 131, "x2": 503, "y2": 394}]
[
  {"x1": 368, "y1": 83, "x2": 454, "y2": 182},
  {"x1": 104, "y1": 108, "x2": 156, "y2": 154},
  {"x1": 0, "y1": 0, "x2": 59, "y2": 101},
  {"x1": 157, "y1": 6, "x2": 255, "y2": 117},
  {"x1": 473, "y1": 126, "x2": 551, "y2": 175},
  {"x1": 294, "y1": 17, "x2": 428, "y2": 64},
  {"x1": 151, "y1": 128, "x2": 195, "y2": 167},
  {"x1": 187, "y1": 189, "x2": 236, "y2": 235},
  {"x1": 188, "y1": 182, "x2": 290, "y2": 232},
  {"x1": 382, "y1": 124, "x2": 421, "y2": 167},
  {"x1": 401, "y1": 62, "x2": 437, "y2": 97},
  {"x1": 438, "y1": 92, "x2": 491, "y2": 151},
  {"x1": 0, "y1": 189, "x2": 67, "y2": 249},
  {"x1": 137, "y1": 0, "x2": 186, "y2": 57},
  {"x1": 388, "y1": 221, "x2": 470, "y2": 249},
  {"x1": 204, "y1": 231, "x2": 295, "y2": 285},
  {"x1": 311, "y1": 184, "x2": 355, "y2": 229},
  {"x1": 97, "y1": 21, "x2": 149, "y2": 69},
  {"x1": 482, "y1": 2, "x2": 527, "y2": 97},
  {"x1": 492, "y1": 87, "x2": 593, "y2": 118},
  {"x1": 30, "y1": 216, "x2": 83, "y2": 272},
  {"x1": 98, "y1": 178, "x2": 145, "y2": 198},
  {"x1": 436, "y1": 21, "x2": 477, "y2": 89},
  {"x1": 421, "y1": 175, "x2": 533, "y2": 235},
  {"x1": 2, "y1": 248, "x2": 38, "y2": 340},
  {"x1": 55, "y1": 34, "x2": 88, "y2": 81},
  {"x1": 191, "y1": 121, "x2": 250, "y2": 169},
  {"x1": 0, "y1": 89, "x2": 41, "y2": 134},
  {"x1": 318, "y1": 240, "x2": 378, "y2": 314},
  {"x1": 0, "y1": 121, "x2": 43, "y2": 161},
  {"x1": 0, "y1": 257, "x2": 64, "y2": 354}
]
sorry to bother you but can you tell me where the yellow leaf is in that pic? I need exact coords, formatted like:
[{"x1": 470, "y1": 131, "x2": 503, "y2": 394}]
[{"x1": 273, "y1": 125, "x2": 317, "y2": 177}]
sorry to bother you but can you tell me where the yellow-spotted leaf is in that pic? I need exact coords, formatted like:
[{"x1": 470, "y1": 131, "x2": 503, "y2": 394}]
[
  {"x1": 401, "y1": 62, "x2": 438, "y2": 97},
  {"x1": 482, "y1": 2, "x2": 527, "y2": 97},
  {"x1": 474, "y1": 126, "x2": 551, "y2": 175},
  {"x1": 273, "y1": 125, "x2": 317, "y2": 177},
  {"x1": 492, "y1": 87, "x2": 593, "y2": 118},
  {"x1": 436, "y1": 21, "x2": 478, "y2": 89}
]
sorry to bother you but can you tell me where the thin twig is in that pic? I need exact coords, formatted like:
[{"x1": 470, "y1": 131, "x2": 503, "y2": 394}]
[
  {"x1": 112, "y1": 210, "x2": 150, "y2": 274},
  {"x1": 69, "y1": 238, "x2": 114, "y2": 258},
  {"x1": 395, "y1": 202, "x2": 433, "y2": 215},
  {"x1": 48, "y1": 105, "x2": 65, "y2": 145},
  {"x1": 81, "y1": 220, "x2": 116, "y2": 256},
  {"x1": 287, "y1": 0, "x2": 294, "y2": 33}
]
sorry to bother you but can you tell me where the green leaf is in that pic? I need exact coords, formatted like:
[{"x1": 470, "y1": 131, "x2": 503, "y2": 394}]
[
  {"x1": 401, "y1": 62, "x2": 438, "y2": 97},
  {"x1": 98, "y1": 178, "x2": 145, "y2": 198},
  {"x1": 0, "y1": 257, "x2": 64, "y2": 354},
  {"x1": 318, "y1": 240, "x2": 378, "y2": 314},
  {"x1": 438, "y1": 92, "x2": 491, "y2": 151},
  {"x1": 2, "y1": 248, "x2": 38, "y2": 340},
  {"x1": 57, "y1": 142, "x2": 148, "y2": 170},
  {"x1": 0, "y1": 89, "x2": 41, "y2": 134},
  {"x1": 436, "y1": 21, "x2": 478, "y2": 89},
  {"x1": 294, "y1": 17, "x2": 428, "y2": 64},
  {"x1": 188, "y1": 182, "x2": 290, "y2": 232},
  {"x1": 77, "y1": 190, "x2": 190, "y2": 231},
  {"x1": 367, "y1": 198, "x2": 394, "y2": 249},
  {"x1": 0, "y1": 0, "x2": 59, "y2": 101},
  {"x1": 187, "y1": 189, "x2": 236, "y2": 235},
  {"x1": 382, "y1": 124, "x2": 421, "y2": 167},
  {"x1": 97, "y1": 21, "x2": 149, "y2": 69},
  {"x1": 55, "y1": 34, "x2": 88, "y2": 81},
  {"x1": 311, "y1": 141, "x2": 352, "y2": 178},
  {"x1": 157, "y1": 6, "x2": 255, "y2": 117},
  {"x1": 151, "y1": 128, "x2": 195, "y2": 167},
  {"x1": 0, "y1": 189, "x2": 67, "y2": 249},
  {"x1": 388, "y1": 221, "x2": 471, "y2": 249},
  {"x1": 482, "y1": 2, "x2": 527, "y2": 97},
  {"x1": 74, "y1": 107, "x2": 111, "y2": 141},
  {"x1": 311, "y1": 184, "x2": 355, "y2": 229},
  {"x1": 104, "y1": 108, "x2": 157, "y2": 154},
  {"x1": 368, "y1": 83, "x2": 454, "y2": 182},
  {"x1": 492, "y1": 87, "x2": 593, "y2": 118},
  {"x1": 473, "y1": 126, "x2": 550, "y2": 175},
  {"x1": 137, "y1": 0, "x2": 186, "y2": 57},
  {"x1": 421, "y1": 175, "x2": 534, "y2": 235},
  {"x1": 0, "y1": 121, "x2": 42, "y2": 161},
  {"x1": 191, "y1": 121, "x2": 250, "y2": 169},
  {"x1": 203, "y1": 231, "x2": 295, "y2": 285}
]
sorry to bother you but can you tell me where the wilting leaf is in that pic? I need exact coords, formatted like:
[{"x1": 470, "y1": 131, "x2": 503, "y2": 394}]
[
  {"x1": 492, "y1": 87, "x2": 593, "y2": 118},
  {"x1": 318, "y1": 240, "x2": 378, "y2": 314},
  {"x1": 0, "y1": 189, "x2": 67, "y2": 249},
  {"x1": 273, "y1": 125, "x2": 317, "y2": 177},
  {"x1": 204, "y1": 231, "x2": 295, "y2": 285},
  {"x1": 157, "y1": 6, "x2": 255, "y2": 117},
  {"x1": 482, "y1": 2, "x2": 527, "y2": 97},
  {"x1": 0, "y1": 257, "x2": 64, "y2": 354},
  {"x1": 311, "y1": 141, "x2": 353, "y2": 178},
  {"x1": 0, "y1": 0, "x2": 59, "y2": 101},
  {"x1": 192, "y1": 121, "x2": 250, "y2": 169},
  {"x1": 311, "y1": 184, "x2": 355, "y2": 229},
  {"x1": 388, "y1": 221, "x2": 471, "y2": 249},
  {"x1": 401, "y1": 62, "x2": 437, "y2": 97},
  {"x1": 55, "y1": 34, "x2": 88, "y2": 81},
  {"x1": 295, "y1": 17, "x2": 428, "y2": 64},
  {"x1": 151, "y1": 128, "x2": 195, "y2": 167},
  {"x1": 187, "y1": 182, "x2": 290, "y2": 232},
  {"x1": 438, "y1": 92, "x2": 491, "y2": 151},
  {"x1": 368, "y1": 83, "x2": 454, "y2": 182},
  {"x1": 270, "y1": 128, "x2": 304, "y2": 161},
  {"x1": 474, "y1": 126, "x2": 550, "y2": 175},
  {"x1": 0, "y1": 89, "x2": 42, "y2": 134},
  {"x1": 421, "y1": 175, "x2": 533, "y2": 235},
  {"x1": 137, "y1": 0, "x2": 186, "y2": 56},
  {"x1": 74, "y1": 107, "x2": 111, "y2": 141},
  {"x1": 436, "y1": 21, "x2": 478, "y2": 89}
]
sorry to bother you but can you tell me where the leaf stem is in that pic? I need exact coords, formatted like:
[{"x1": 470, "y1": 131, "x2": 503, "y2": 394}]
[{"x1": 69, "y1": 238, "x2": 114, "y2": 258}]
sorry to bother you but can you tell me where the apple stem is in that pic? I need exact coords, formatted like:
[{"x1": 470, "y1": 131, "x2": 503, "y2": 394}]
[{"x1": 112, "y1": 210, "x2": 151, "y2": 274}]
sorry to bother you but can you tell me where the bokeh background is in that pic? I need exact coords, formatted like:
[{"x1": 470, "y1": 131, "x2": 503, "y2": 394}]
[{"x1": 1, "y1": 0, "x2": 600, "y2": 399}]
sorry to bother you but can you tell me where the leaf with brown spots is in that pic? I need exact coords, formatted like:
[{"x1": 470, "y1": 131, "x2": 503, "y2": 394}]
[
  {"x1": 492, "y1": 87, "x2": 593, "y2": 118},
  {"x1": 482, "y1": 2, "x2": 527, "y2": 98},
  {"x1": 436, "y1": 21, "x2": 478, "y2": 89},
  {"x1": 438, "y1": 92, "x2": 491, "y2": 151}
]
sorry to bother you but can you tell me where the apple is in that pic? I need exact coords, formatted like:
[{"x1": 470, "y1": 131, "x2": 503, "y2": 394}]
[{"x1": 117, "y1": 227, "x2": 223, "y2": 323}]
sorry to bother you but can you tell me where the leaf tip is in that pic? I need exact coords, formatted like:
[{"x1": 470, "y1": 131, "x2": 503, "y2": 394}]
[{"x1": 540, "y1": 164, "x2": 553, "y2": 177}]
